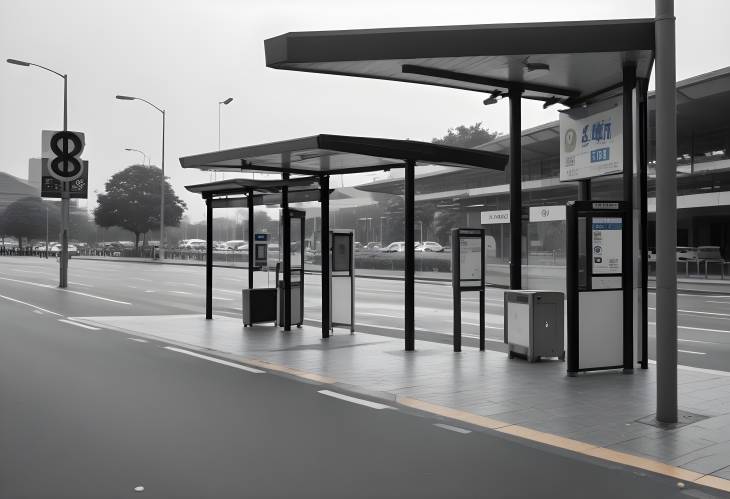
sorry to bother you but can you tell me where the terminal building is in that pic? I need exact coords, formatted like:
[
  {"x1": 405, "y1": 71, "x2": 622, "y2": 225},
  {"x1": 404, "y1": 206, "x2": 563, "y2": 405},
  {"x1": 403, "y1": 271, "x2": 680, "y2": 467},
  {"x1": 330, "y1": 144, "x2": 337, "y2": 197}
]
[{"x1": 357, "y1": 66, "x2": 730, "y2": 287}]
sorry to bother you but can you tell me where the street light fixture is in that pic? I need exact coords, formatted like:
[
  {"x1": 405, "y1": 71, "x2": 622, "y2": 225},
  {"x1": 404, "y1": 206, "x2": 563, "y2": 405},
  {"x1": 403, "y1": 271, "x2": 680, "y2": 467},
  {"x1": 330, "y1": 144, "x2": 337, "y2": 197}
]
[
  {"x1": 218, "y1": 97, "x2": 233, "y2": 181},
  {"x1": 7, "y1": 58, "x2": 70, "y2": 287},
  {"x1": 124, "y1": 148, "x2": 148, "y2": 165},
  {"x1": 116, "y1": 94, "x2": 166, "y2": 259}
]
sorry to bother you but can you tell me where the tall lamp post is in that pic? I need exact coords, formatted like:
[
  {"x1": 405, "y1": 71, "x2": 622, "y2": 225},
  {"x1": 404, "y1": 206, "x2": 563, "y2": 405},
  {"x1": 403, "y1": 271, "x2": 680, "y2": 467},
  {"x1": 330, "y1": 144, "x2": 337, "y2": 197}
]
[
  {"x1": 218, "y1": 97, "x2": 233, "y2": 181},
  {"x1": 124, "y1": 147, "x2": 148, "y2": 165},
  {"x1": 116, "y1": 94, "x2": 166, "y2": 259},
  {"x1": 7, "y1": 58, "x2": 69, "y2": 287}
]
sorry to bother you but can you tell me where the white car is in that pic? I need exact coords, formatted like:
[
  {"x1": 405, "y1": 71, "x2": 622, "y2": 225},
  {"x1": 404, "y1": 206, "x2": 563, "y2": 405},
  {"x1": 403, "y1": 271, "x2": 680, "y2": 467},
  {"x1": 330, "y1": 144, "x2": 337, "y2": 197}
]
[
  {"x1": 50, "y1": 244, "x2": 78, "y2": 256},
  {"x1": 416, "y1": 241, "x2": 444, "y2": 252},
  {"x1": 225, "y1": 240, "x2": 247, "y2": 250}
]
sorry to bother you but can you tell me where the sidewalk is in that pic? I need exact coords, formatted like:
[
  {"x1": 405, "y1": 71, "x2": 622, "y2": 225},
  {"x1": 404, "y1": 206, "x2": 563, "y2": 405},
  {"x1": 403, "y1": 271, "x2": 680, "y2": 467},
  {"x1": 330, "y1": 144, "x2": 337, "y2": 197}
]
[{"x1": 75, "y1": 313, "x2": 730, "y2": 490}]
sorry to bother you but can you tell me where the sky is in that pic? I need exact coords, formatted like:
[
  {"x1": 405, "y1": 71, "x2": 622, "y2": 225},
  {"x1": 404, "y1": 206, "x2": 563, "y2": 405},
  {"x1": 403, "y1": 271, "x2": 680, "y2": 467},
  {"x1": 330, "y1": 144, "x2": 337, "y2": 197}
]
[{"x1": 2, "y1": 0, "x2": 730, "y2": 222}]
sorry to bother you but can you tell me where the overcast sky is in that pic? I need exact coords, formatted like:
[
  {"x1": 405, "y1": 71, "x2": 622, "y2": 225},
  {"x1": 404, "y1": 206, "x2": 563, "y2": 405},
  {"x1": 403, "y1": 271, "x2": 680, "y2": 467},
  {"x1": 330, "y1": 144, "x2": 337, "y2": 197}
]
[{"x1": 2, "y1": 0, "x2": 729, "y2": 222}]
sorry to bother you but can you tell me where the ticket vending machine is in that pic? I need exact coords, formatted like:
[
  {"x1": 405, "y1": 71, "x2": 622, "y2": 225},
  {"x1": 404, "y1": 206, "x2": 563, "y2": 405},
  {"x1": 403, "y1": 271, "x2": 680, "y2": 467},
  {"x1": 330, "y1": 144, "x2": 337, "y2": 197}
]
[
  {"x1": 566, "y1": 200, "x2": 632, "y2": 375},
  {"x1": 277, "y1": 209, "x2": 305, "y2": 327},
  {"x1": 329, "y1": 229, "x2": 355, "y2": 333},
  {"x1": 253, "y1": 233, "x2": 268, "y2": 269}
]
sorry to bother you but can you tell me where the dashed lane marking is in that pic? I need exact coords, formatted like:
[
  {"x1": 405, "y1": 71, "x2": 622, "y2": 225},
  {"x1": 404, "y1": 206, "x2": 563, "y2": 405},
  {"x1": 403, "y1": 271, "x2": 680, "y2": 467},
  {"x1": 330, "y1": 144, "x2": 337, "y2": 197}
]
[
  {"x1": 678, "y1": 349, "x2": 707, "y2": 355},
  {"x1": 163, "y1": 347, "x2": 265, "y2": 373},
  {"x1": 318, "y1": 390, "x2": 392, "y2": 410},
  {"x1": 58, "y1": 319, "x2": 100, "y2": 330},
  {"x1": 128, "y1": 338, "x2": 148, "y2": 343},
  {"x1": 169, "y1": 291, "x2": 193, "y2": 295},
  {"x1": 0, "y1": 294, "x2": 62, "y2": 316},
  {"x1": 434, "y1": 423, "x2": 472, "y2": 434},
  {"x1": 649, "y1": 322, "x2": 730, "y2": 335}
]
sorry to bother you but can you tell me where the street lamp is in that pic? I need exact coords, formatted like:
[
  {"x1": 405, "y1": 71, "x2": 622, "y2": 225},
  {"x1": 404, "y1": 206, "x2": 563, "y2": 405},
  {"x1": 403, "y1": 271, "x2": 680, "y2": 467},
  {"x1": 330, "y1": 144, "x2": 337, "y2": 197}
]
[
  {"x1": 124, "y1": 148, "x2": 148, "y2": 165},
  {"x1": 116, "y1": 94, "x2": 166, "y2": 259},
  {"x1": 217, "y1": 97, "x2": 233, "y2": 181},
  {"x1": 7, "y1": 58, "x2": 70, "y2": 287}
]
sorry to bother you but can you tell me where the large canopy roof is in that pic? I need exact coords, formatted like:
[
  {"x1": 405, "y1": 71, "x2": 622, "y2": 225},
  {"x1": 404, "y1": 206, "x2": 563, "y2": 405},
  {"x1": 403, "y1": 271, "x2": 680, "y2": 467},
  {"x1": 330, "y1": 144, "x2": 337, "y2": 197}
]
[
  {"x1": 265, "y1": 19, "x2": 655, "y2": 104},
  {"x1": 179, "y1": 134, "x2": 508, "y2": 175}
]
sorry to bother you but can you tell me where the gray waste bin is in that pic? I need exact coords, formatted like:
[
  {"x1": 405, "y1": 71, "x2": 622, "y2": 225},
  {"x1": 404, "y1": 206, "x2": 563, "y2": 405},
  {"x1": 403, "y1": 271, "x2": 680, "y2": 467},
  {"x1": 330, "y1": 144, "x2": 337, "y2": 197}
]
[{"x1": 504, "y1": 290, "x2": 565, "y2": 362}]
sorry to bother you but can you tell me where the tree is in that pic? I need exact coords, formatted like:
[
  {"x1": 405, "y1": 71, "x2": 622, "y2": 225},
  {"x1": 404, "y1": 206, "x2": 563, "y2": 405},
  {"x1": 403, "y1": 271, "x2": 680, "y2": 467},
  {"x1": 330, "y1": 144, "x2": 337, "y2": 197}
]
[
  {"x1": 94, "y1": 165, "x2": 187, "y2": 248},
  {"x1": 0, "y1": 197, "x2": 59, "y2": 248},
  {"x1": 432, "y1": 122, "x2": 500, "y2": 149}
]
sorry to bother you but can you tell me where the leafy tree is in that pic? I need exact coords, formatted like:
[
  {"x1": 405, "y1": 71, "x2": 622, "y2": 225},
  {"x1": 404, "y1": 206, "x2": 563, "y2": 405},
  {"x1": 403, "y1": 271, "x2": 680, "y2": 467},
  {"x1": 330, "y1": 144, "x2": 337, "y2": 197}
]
[
  {"x1": 94, "y1": 165, "x2": 187, "y2": 248},
  {"x1": 432, "y1": 122, "x2": 500, "y2": 149},
  {"x1": 0, "y1": 197, "x2": 59, "y2": 248}
]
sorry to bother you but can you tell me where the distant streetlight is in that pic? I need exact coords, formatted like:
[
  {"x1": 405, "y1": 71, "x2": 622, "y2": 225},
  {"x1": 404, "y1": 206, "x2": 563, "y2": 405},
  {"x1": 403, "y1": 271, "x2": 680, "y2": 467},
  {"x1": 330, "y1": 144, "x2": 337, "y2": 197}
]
[
  {"x1": 124, "y1": 148, "x2": 148, "y2": 165},
  {"x1": 7, "y1": 58, "x2": 70, "y2": 286},
  {"x1": 116, "y1": 94, "x2": 166, "y2": 259},
  {"x1": 218, "y1": 97, "x2": 233, "y2": 181}
]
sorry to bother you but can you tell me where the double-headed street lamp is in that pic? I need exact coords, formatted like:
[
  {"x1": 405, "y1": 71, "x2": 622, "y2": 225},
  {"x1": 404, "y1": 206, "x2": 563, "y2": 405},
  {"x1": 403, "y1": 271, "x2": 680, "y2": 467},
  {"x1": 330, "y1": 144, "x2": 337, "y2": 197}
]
[
  {"x1": 116, "y1": 94, "x2": 166, "y2": 259},
  {"x1": 7, "y1": 58, "x2": 70, "y2": 287}
]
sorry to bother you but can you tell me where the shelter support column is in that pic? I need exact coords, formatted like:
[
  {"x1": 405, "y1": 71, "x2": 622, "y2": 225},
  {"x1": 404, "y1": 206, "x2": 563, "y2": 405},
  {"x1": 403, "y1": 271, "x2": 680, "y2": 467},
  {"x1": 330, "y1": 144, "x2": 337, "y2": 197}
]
[
  {"x1": 638, "y1": 77, "x2": 650, "y2": 370},
  {"x1": 320, "y1": 174, "x2": 330, "y2": 339},
  {"x1": 578, "y1": 180, "x2": 591, "y2": 201},
  {"x1": 655, "y1": 0, "x2": 678, "y2": 423},
  {"x1": 404, "y1": 159, "x2": 415, "y2": 351},
  {"x1": 509, "y1": 89, "x2": 523, "y2": 290},
  {"x1": 205, "y1": 194, "x2": 213, "y2": 320},
  {"x1": 282, "y1": 171, "x2": 291, "y2": 331},
  {"x1": 247, "y1": 189, "x2": 254, "y2": 289},
  {"x1": 622, "y1": 63, "x2": 636, "y2": 373}
]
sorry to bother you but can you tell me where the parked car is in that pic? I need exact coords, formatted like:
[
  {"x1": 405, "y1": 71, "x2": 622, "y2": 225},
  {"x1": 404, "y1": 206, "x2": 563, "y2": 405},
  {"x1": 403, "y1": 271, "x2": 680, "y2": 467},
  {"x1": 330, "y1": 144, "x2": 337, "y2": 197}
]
[
  {"x1": 354, "y1": 242, "x2": 364, "y2": 252},
  {"x1": 676, "y1": 246, "x2": 698, "y2": 261},
  {"x1": 415, "y1": 241, "x2": 444, "y2": 252},
  {"x1": 697, "y1": 246, "x2": 723, "y2": 261},
  {"x1": 50, "y1": 243, "x2": 78, "y2": 256},
  {"x1": 225, "y1": 240, "x2": 247, "y2": 250},
  {"x1": 236, "y1": 243, "x2": 249, "y2": 251},
  {"x1": 179, "y1": 239, "x2": 207, "y2": 250},
  {"x1": 382, "y1": 241, "x2": 406, "y2": 252},
  {"x1": 364, "y1": 242, "x2": 381, "y2": 250}
]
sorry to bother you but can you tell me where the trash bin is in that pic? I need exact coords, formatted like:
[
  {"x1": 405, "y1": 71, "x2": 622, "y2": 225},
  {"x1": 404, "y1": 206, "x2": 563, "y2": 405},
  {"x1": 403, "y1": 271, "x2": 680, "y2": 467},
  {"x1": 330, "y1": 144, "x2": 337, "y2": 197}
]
[
  {"x1": 504, "y1": 290, "x2": 565, "y2": 362},
  {"x1": 242, "y1": 288, "x2": 277, "y2": 326}
]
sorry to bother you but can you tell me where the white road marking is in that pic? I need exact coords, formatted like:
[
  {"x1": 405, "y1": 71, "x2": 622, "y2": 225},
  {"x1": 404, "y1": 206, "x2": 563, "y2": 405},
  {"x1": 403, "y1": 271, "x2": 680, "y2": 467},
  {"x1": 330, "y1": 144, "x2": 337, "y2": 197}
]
[
  {"x1": 648, "y1": 334, "x2": 720, "y2": 345},
  {"x1": 650, "y1": 306, "x2": 730, "y2": 318},
  {"x1": 213, "y1": 296, "x2": 234, "y2": 301},
  {"x1": 144, "y1": 290, "x2": 156, "y2": 293},
  {"x1": 163, "y1": 347, "x2": 264, "y2": 373},
  {"x1": 707, "y1": 300, "x2": 730, "y2": 305},
  {"x1": 359, "y1": 312, "x2": 405, "y2": 319},
  {"x1": 69, "y1": 281, "x2": 92, "y2": 287},
  {"x1": 0, "y1": 294, "x2": 62, "y2": 316},
  {"x1": 169, "y1": 291, "x2": 193, "y2": 295},
  {"x1": 128, "y1": 338, "x2": 148, "y2": 343},
  {"x1": 649, "y1": 322, "x2": 730, "y2": 335},
  {"x1": 678, "y1": 349, "x2": 706, "y2": 355},
  {"x1": 64, "y1": 290, "x2": 132, "y2": 305},
  {"x1": 463, "y1": 322, "x2": 503, "y2": 329},
  {"x1": 318, "y1": 390, "x2": 392, "y2": 410},
  {"x1": 649, "y1": 359, "x2": 730, "y2": 377},
  {"x1": 434, "y1": 423, "x2": 472, "y2": 434},
  {"x1": 130, "y1": 277, "x2": 153, "y2": 282},
  {"x1": 59, "y1": 319, "x2": 100, "y2": 330}
]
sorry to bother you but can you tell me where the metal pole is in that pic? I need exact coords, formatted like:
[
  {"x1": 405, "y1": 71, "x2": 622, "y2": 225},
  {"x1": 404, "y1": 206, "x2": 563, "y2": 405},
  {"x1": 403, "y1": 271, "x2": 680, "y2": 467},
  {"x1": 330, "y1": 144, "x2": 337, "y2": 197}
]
[
  {"x1": 405, "y1": 159, "x2": 415, "y2": 351},
  {"x1": 509, "y1": 89, "x2": 523, "y2": 290},
  {"x1": 655, "y1": 0, "x2": 678, "y2": 423},
  {"x1": 205, "y1": 195, "x2": 213, "y2": 319},
  {"x1": 248, "y1": 189, "x2": 254, "y2": 289},
  {"x1": 218, "y1": 103, "x2": 221, "y2": 151},
  {"x1": 45, "y1": 206, "x2": 49, "y2": 259},
  {"x1": 578, "y1": 180, "x2": 591, "y2": 201},
  {"x1": 638, "y1": 77, "x2": 650, "y2": 370},
  {"x1": 622, "y1": 63, "x2": 636, "y2": 374},
  {"x1": 320, "y1": 173, "x2": 330, "y2": 339},
  {"x1": 60, "y1": 74, "x2": 69, "y2": 288},
  {"x1": 160, "y1": 110, "x2": 166, "y2": 260},
  {"x1": 282, "y1": 171, "x2": 291, "y2": 331}
]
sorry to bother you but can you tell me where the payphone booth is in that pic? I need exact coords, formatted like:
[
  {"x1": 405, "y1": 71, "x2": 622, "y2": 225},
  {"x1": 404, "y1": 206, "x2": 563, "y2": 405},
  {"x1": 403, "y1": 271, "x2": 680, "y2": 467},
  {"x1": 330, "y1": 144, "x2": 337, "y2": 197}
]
[
  {"x1": 329, "y1": 229, "x2": 355, "y2": 333},
  {"x1": 566, "y1": 200, "x2": 632, "y2": 375},
  {"x1": 277, "y1": 208, "x2": 305, "y2": 327},
  {"x1": 253, "y1": 233, "x2": 269, "y2": 269}
]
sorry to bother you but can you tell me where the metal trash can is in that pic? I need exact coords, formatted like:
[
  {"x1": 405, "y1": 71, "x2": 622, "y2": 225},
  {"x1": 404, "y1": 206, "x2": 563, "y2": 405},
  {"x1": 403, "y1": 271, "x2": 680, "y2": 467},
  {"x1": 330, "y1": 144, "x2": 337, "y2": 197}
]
[
  {"x1": 242, "y1": 288, "x2": 277, "y2": 326},
  {"x1": 504, "y1": 290, "x2": 565, "y2": 362}
]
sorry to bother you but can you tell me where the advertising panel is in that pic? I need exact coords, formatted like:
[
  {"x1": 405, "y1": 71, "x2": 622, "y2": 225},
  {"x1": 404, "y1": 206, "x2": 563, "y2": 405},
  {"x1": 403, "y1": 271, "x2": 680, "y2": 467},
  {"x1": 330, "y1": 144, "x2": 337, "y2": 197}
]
[
  {"x1": 591, "y1": 217, "x2": 622, "y2": 275},
  {"x1": 459, "y1": 237, "x2": 482, "y2": 284},
  {"x1": 559, "y1": 96, "x2": 623, "y2": 181}
]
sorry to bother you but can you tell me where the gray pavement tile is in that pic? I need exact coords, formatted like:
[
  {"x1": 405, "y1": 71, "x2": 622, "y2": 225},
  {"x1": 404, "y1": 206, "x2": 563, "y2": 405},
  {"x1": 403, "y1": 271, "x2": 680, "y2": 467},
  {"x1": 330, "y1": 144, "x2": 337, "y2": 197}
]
[
  {"x1": 609, "y1": 435, "x2": 719, "y2": 461},
  {"x1": 713, "y1": 466, "x2": 730, "y2": 480},
  {"x1": 670, "y1": 442, "x2": 730, "y2": 475}
]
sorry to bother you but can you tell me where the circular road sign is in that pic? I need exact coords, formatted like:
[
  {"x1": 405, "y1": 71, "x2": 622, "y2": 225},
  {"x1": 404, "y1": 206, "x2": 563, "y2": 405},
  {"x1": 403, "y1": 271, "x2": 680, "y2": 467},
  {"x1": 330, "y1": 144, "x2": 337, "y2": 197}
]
[{"x1": 48, "y1": 131, "x2": 85, "y2": 182}]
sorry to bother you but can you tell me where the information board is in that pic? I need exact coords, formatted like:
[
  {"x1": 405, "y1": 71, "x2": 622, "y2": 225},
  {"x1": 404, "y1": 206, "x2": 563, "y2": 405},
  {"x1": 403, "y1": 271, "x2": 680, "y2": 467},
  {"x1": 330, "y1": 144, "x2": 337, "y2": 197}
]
[
  {"x1": 41, "y1": 158, "x2": 88, "y2": 199},
  {"x1": 459, "y1": 237, "x2": 482, "y2": 285},
  {"x1": 559, "y1": 96, "x2": 623, "y2": 181},
  {"x1": 591, "y1": 217, "x2": 622, "y2": 274}
]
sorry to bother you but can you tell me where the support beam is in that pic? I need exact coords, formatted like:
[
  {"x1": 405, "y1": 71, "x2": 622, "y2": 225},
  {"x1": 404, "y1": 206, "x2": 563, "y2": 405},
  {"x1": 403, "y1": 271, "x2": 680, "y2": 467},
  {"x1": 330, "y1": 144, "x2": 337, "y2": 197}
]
[
  {"x1": 205, "y1": 194, "x2": 213, "y2": 320},
  {"x1": 638, "y1": 77, "x2": 650, "y2": 370},
  {"x1": 404, "y1": 159, "x2": 415, "y2": 351},
  {"x1": 622, "y1": 63, "x2": 636, "y2": 373},
  {"x1": 655, "y1": 0, "x2": 678, "y2": 423},
  {"x1": 247, "y1": 189, "x2": 254, "y2": 290},
  {"x1": 578, "y1": 179, "x2": 591, "y2": 201},
  {"x1": 282, "y1": 171, "x2": 291, "y2": 331},
  {"x1": 509, "y1": 90, "x2": 523, "y2": 290},
  {"x1": 320, "y1": 173, "x2": 330, "y2": 339}
]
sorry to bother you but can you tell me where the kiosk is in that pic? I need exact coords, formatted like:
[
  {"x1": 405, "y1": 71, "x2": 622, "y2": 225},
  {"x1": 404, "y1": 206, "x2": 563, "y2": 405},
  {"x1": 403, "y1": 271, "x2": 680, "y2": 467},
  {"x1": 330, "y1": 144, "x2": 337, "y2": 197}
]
[
  {"x1": 451, "y1": 228, "x2": 485, "y2": 352},
  {"x1": 277, "y1": 208, "x2": 305, "y2": 328},
  {"x1": 253, "y1": 233, "x2": 268, "y2": 269},
  {"x1": 329, "y1": 229, "x2": 355, "y2": 333},
  {"x1": 566, "y1": 200, "x2": 632, "y2": 375}
]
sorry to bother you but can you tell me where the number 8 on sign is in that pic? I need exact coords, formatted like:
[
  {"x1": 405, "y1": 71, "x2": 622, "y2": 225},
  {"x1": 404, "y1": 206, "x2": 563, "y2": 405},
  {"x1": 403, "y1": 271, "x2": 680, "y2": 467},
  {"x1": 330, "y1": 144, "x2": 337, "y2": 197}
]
[{"x1": 48, "y1": 131, "x2": 84, "y2": 182}]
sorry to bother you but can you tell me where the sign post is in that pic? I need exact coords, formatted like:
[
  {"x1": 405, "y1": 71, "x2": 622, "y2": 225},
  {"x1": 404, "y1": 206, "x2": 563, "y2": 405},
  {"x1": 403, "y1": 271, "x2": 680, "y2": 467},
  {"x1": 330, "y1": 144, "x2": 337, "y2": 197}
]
[
  {"x1": 451, "y1": 228, "x2": 486, "y2": 352},
  {"x1": 42, "y1": 130, "x2": 86, "y2": 288}
]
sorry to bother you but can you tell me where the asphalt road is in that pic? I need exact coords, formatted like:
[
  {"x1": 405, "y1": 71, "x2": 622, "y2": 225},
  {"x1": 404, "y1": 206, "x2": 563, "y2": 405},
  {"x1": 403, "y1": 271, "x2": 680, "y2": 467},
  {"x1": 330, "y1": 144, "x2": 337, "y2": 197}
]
[
  {"x1": 1, "y1": 258, "x2": 726, "y2": 497},
  {"x1": 1, "y1": 257, "x2": 730, "y2": 371}
]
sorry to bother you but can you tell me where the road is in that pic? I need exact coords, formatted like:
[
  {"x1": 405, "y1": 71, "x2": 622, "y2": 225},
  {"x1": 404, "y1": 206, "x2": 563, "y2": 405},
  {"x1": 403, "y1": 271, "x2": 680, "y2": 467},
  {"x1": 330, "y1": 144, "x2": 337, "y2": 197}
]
[
  {"x1": 1, "y1": 257, "x2": 726, "y2": 497},
  {"x1": 2, "y1": 257, "x2": 730, "y2": 371}
]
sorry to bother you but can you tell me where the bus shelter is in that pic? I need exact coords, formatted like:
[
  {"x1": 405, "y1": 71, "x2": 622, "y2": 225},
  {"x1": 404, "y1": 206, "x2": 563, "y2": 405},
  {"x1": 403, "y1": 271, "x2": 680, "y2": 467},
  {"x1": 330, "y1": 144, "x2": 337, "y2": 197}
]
[
  {"x1": 263, "y1": 19, "x2": 655, "y2": 369},
  {"x1": 181, "y1": 134, "x2": 507, "y2": 349}
]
